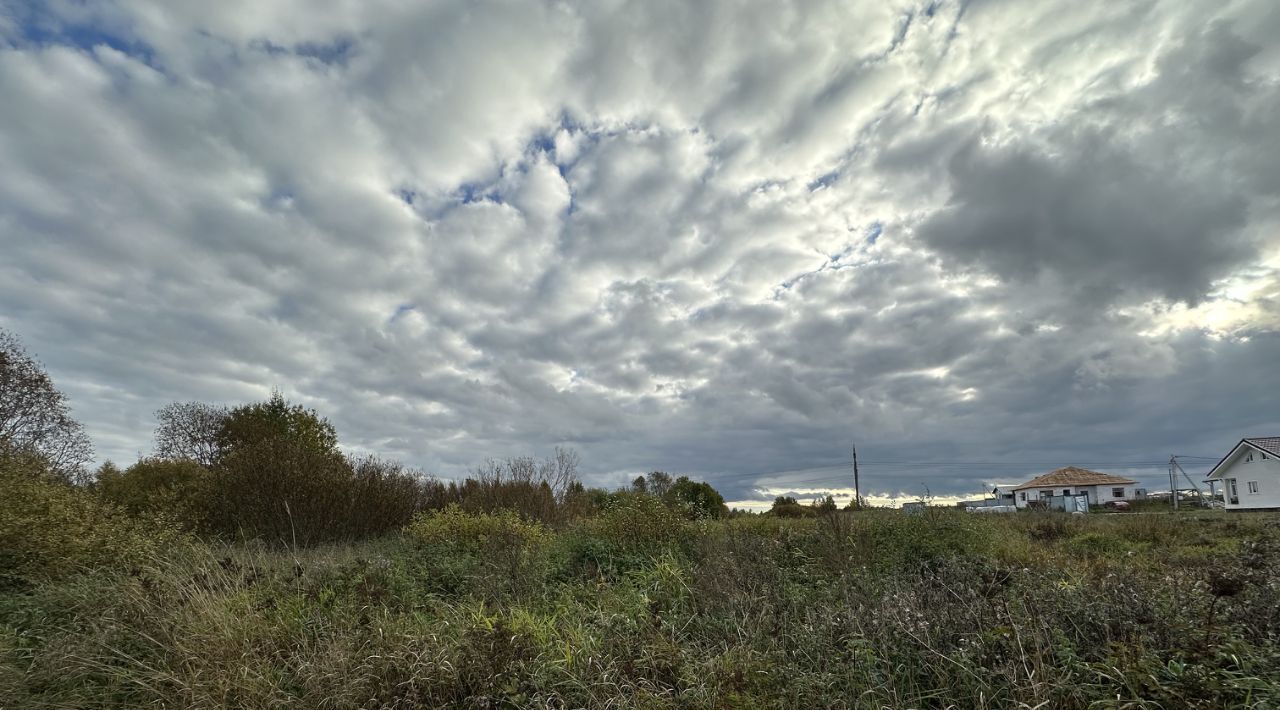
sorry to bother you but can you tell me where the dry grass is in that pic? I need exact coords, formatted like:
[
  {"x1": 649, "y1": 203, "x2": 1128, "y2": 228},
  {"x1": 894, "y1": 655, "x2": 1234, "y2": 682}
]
[{"x1": 4, "y1": 505, "x2": 1280, "y2": 708}]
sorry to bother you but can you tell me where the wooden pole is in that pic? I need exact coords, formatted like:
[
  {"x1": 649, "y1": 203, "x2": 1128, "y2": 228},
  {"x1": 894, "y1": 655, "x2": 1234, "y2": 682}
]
[{"x1": 852, "y1": 442, "x2": 861, "y2": 510}]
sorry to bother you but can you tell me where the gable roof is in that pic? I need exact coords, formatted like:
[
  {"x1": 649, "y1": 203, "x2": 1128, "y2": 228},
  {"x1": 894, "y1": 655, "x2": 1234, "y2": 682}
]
[
  {"x1": 1247, "y1": 437, "x2": 1280, "y2": 458},
  {"x1": 1012, "y1": 466, "x2": 1138, "y2": 491},
  {"x1": 1205, "y1": 437, "x2": 1280, "y2": 480}
]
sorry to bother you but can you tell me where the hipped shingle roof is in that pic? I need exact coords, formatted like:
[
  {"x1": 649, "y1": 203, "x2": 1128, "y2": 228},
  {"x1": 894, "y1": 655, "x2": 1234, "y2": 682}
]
[{"x1": 1012, "y1": 466, "x2": 1138, "y2": 491}]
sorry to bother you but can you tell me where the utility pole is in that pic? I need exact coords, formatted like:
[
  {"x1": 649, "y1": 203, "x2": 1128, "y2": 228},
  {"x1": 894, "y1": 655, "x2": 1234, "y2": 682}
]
[
  {"x1": 1169, "y1": 455, "x2": 1178, "y2": 512},
  {"x1": 1172, "y1": 456, "x2": 1205, "y2": 507},
  {"x1": 852, "y1": 442, "x2": 861, "y2": 510}
]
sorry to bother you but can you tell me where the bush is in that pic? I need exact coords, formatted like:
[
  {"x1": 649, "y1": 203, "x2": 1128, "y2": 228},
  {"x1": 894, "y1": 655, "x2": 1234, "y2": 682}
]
[
  {"x1": 0, "y1": 448, "x2": 181, "y2": 588},
  {"x1": 175, "y1": 392, "x2": 430, "y2": 546},
  {"x1": 405, "y1": 506, "x2": 550, "y2": 597},
  {"x1": 559, "y1": 493, "x2": 697, "y2": 578},
  {"x1": 1066, "y1": 531, "x2": 1130, "y2": 557},
  {"x1": 769, "y1": 502, "x2": 817, "y2": 518},
  {"x1": 407, "y1": 505, "x2": 550, "y2": 555},
  {"x1": 346, "y1": 455, "x2": 429, "y2": 538},
  {"x1": 866, "y1": 509, "x2": 995, "y2": 568},
  {"x1": 96, "y1": 457, "x2": 211, "y2": 530},
  {"x1": 207, "y1": 437, "x2": 355, "y2": 545}
]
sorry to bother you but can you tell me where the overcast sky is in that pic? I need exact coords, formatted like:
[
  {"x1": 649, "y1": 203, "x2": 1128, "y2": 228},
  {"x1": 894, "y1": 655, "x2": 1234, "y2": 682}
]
[{"x1": 3, "y1": 0, "x2": 1279, "y2": 507}]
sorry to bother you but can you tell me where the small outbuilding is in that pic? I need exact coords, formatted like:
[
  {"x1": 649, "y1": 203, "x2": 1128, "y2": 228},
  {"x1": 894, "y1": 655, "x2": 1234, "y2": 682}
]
[
  {"x1": 1011, "y1": 466, "x2": 1142, "y2": 509},
  {"x1": 1203, "y1": 437, "x2": 1280, "y2": 510},
  {"x1": 957, "y1": 486, "x2": 1017, "y2": 509}
]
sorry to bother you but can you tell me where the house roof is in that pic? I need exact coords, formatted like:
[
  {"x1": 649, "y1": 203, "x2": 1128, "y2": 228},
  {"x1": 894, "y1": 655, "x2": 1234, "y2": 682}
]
[
  {"x1": 1246, "y1": 437, "x2": 1280, "y2": 457},
  {"x1": 1012, "y1": 466, "x2": 1138, "y2": 491},
  {"x1": 1205, "y1": 437, "x2": 1280, "y2": 480}
]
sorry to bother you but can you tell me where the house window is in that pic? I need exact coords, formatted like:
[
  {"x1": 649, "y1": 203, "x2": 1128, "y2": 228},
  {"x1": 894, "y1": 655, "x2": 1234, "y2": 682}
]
[
  {"x1": 1229, "y1": 479, "x2": 1239, "y2": 505},
  {"x1": 1019, "y1": 492, "x2": 1026, "y2": 501},
  {"x1": 1246, "y1": 452, "x2": 1254, "y2": 463},
  {"x1": 1062, "y1": 489, "x2": 1071, "y2": 496},
  {"x1": 1112, "y1": 487, "x2": 1125, "y2": 498},
  {"x1": 1248, "y1": 481, "x2": 1260, "y2": 494},
  {"x1": 1040, "y1": 490, "x2": 1054, "y2": 499}
]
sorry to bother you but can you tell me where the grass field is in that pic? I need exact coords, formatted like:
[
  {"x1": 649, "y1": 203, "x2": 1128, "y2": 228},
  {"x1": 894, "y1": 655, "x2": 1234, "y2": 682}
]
[{"x1": 4, "y1": 500, "x2": 1279, "y2": 709}]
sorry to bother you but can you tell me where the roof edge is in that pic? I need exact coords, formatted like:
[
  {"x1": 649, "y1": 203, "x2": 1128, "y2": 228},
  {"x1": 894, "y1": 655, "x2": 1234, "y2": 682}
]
[{"x1": 1207, "y1": 438, "x2": 1279, "y2": 480}]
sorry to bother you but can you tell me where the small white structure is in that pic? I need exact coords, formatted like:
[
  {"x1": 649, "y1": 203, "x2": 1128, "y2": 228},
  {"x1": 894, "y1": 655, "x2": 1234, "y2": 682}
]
[
  {"x1": 958, "y1": 486, "x2": 1018, "y2": 509},
  {"x1": 990, "y1": 486, "x2": 1017, "y2": 506},
  {"x1": 967, "y1": 504, "x2": 1017, "y2": 514},
  {"x1": 1204, "y1": 437, "x2": 1280, "y2": 510},
  {"x1": 1011, "y1": 466, "x2": 1142, "y2": 509}
]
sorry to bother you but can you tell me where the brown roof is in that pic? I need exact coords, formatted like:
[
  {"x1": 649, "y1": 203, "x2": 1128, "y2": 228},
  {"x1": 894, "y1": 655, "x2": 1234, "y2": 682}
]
[
  {"x1": 1012, "y1": 466, "x2": 1138, "y2": 491},
  {"x1": 1246, "y1": 437, "x2": 1280, "y2": 458}
]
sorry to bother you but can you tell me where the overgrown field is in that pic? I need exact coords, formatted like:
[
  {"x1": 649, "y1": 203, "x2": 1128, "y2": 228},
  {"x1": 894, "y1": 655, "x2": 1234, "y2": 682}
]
[{"x1": 4, "y1": 496, "x2": 1279, "y2": 708}]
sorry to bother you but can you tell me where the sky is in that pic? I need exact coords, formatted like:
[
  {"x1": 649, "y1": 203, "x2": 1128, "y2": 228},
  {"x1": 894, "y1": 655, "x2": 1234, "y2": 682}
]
[{"x1": 2, "y1": 0, "x2": 1279, "y2": 509}]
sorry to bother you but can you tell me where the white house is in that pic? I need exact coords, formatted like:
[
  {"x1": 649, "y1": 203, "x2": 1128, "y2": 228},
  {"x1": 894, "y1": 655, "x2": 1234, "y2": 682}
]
[
  {"x1": 1204, "y1": 437, "x2": 1280, "y2": 510},
  {"x1": 1011, "y1": 466, "x2": 1142, "y2": 509}
]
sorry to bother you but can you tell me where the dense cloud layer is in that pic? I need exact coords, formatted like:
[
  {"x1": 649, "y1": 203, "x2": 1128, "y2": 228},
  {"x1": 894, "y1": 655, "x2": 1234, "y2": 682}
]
[{"x1": 2, "y1": 0, "x2": 1278, "y2": 506}]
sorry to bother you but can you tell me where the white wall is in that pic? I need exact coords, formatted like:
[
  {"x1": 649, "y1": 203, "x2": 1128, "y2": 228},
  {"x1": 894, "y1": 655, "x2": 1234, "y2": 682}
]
[
  {"x1": 1013, "y1": 482, "x2": 1140, "y2": 508},
  {"x1": 1087, "y1": 484, "x2": 1140, "y2": 504},
  {"x1": 1219, "y1": 455, "x2": 1280, "y2": 510}
]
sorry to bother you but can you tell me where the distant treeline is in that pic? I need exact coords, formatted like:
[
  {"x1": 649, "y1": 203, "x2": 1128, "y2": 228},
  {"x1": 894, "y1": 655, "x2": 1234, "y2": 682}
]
[{"x1": 1, "y1": 327, "x2": 734, "y2": 554}]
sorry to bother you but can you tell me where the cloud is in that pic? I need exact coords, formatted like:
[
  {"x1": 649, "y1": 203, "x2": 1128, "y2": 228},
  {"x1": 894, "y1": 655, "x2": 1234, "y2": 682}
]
[{"x1": 1, "y1": 0, "x2": 1278, "y2": 502}]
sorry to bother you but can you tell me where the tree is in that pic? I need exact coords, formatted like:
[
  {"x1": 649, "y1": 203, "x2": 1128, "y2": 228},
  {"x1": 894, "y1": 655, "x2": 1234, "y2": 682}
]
[
  {"x1": 466, "y1": 447, "x2": 583, "y2": 522},
  {"x1": 666, "y1": 476, "x2": 728, "y2": 519},
  {"x1": 204, "y1": 391, "x2": 356, "y2": 544},
  {"x1": 769, "y1": 495, "x2": 815, "y2": 518},
  {"x1": 215, "y1": 389, "x2": 338, "y2": 463},
  {"x1": 153, "y1": 401, "x2": 228, "y2": 466},
  {"x1": 645, "y1": 471, "x2": 674, "y2": 498},
  {"x1": 0, "y1": 329, "x2": 92, "y2": 482},
  {"x1": 813, "y1": 494, "x2": 838, "y2": 514}
]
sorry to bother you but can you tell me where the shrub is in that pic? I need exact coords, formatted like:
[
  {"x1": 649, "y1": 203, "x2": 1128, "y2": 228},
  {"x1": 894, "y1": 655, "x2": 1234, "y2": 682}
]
[
  {"x1": 769, "y1": 502, "x2": 817, "y2": 518},
  {"x1": 559, "y1": 493, "x2": 697, "y2": 578},
  {"x1": 457, "y1": 449, "x2": 583, "y2": 524},
  {"x1": 96, "y1": 457, "x2": 211, "y2": 529},
  {"x1": 183, "y1": 392, "x2": 428, "y2": 545},
  {"x1": 0, "y1": 448, "x2": 181, "y2": 587},
  {"x1": 207, "y1": 436, "x2": 355, "y2": 545},
  {"x1": 407, "y1": 505, "x2": 549, "y2": 554},
  {"x1": 346, "y1": 455, "x2": 429, "y2": 537},
  {"x1": 406, "y1": 506, "x2": 550, "y2": 597},
  {"x1": 1066, "y1": 531, "x2": 1130, "y2": 557}
]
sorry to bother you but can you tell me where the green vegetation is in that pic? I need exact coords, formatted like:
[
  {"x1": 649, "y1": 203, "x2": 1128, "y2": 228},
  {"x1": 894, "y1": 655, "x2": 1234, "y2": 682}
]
[
  {"x1": 5, "y1": 470, "x2": 1280, "y2": 708},
  {"x1": 4, "y1": 327, "x2": 1280, "y2": 707}
]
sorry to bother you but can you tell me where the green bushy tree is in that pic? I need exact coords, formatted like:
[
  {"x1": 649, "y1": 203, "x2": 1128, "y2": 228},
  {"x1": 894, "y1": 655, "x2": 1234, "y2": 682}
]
[
  {"x1": 215, "y1": 390, "x2": 338, "y2": 464},
  {"x1": 96, "y1": 457, "x2": 211, "y2": 530},
  {"x1": 195, "y1": 392, "x2": 424, "y2": 545},
  {"x1": 667, "y1": 476, "x2": 728, "y2": 519}
]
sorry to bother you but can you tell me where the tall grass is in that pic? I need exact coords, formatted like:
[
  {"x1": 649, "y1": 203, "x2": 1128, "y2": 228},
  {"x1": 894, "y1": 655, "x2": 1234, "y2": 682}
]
[{"x1": 4, "y1": 508, "x2": 1280, "y2": 707}]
